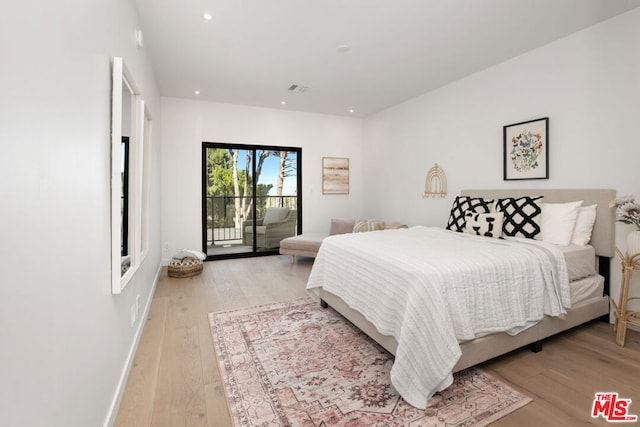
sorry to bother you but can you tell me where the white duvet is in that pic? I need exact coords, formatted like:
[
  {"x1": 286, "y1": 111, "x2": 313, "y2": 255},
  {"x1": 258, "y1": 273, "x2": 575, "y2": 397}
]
[{"x1": 306, "y1": 226, "x2": 570, "y2": 409}]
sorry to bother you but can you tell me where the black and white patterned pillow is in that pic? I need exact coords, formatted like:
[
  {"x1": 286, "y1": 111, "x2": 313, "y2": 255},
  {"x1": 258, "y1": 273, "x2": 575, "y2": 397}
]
[
  {"x1": 446, "y1": 196, "x2": 494, "y2": 232},
  {"x1": 463, "y1": 211, "x2": 504, "y2": 238},
  {"x1": 495, "y1": 196, "x2": 543, "y2": 239}
]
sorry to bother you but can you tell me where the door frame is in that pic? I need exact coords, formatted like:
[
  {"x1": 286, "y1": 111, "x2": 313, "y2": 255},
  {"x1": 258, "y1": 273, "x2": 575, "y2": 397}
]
[{"x1": 201, "y1": 142, "x2": 302, "y2": 260}]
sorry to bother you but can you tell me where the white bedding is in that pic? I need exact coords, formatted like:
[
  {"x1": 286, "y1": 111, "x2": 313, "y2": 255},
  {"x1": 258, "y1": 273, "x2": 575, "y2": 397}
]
[{"x1": 306, "y1": 226, "x2": 571, "y2": 409}]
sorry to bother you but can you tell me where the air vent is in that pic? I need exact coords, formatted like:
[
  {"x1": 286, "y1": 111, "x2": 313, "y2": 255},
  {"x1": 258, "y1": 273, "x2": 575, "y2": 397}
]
[{"x1": 288, "y1": 84, "x2": 310, "y2": 94}]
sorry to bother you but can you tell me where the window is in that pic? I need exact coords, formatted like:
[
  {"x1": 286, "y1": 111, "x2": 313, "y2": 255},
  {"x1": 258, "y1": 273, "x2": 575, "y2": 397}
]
[
  {"x1": 111, "y1": 57, "x2": 147, "y2": 293},
  {"x1": 121, "y1": 136, "x2": 129, "y2": 257}
]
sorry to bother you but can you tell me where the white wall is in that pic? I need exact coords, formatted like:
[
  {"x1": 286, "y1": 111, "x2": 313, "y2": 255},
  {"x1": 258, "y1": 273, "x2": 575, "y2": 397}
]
[
  {"x1": 363, "y1": 8, "x2": 640, "y2": 324},
  {"x1": 0, "y1": 1, "x2": 162, "y2": 426},
  {"x1": 160, "y1": 98, "x2": 363, "y2": 261}
]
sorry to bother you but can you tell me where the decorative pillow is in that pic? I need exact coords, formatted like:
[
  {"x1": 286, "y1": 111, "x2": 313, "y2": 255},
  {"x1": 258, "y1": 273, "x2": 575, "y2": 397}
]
[
  {"x1": 353, "y1": 220, "x2": 385, "y2": 233},
  {"x1": 571, "y1": 204, "x2": 597, "y2": 246},
  {"x1": 539, "y1": 201, "x2": 583, "y2": 246},
  {"x1": 463, "y1": 211, "x2": 504, "y2": 238},
  {"x1": 383, "y1": 222, "x2": 408, "y2": 230},
  {"x1": 495, "y1": 196, "x2": 543, "y2": 239},
  {"x1": 446, "y1": 196, "x2": 494, "y2": 232}
]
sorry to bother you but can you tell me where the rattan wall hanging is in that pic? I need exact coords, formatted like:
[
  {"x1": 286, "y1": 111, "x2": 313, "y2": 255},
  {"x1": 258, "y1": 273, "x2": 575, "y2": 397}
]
[{"x1": 423, "y1": 163, "x2": 447, "y2": 197}]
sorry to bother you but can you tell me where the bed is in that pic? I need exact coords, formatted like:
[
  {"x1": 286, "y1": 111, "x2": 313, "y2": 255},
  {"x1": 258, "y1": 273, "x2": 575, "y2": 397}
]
[{"x1": 306, "y1": 189, "x2": 615, "y2": 409}]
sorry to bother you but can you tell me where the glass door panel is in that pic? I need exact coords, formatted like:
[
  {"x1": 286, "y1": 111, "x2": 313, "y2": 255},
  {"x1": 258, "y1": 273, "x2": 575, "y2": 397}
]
[
  {"x1": 204, "y1": 147, "x2": 254, "y2": 256},
  {"x1": 255, "y1": 149, "x2": 298, "y2": 252}
]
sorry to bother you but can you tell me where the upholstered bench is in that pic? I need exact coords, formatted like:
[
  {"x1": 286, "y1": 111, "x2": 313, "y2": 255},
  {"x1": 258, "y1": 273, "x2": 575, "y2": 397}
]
[
  {"x1": 279, "y1": 218, "x2": 407, "y2": 262},
  {"x1": 279, "y1": 219, "x2": 355, "y2": 262},
  {"x1": 279, "y1": 233, "x2": 327, "y2": 260}
]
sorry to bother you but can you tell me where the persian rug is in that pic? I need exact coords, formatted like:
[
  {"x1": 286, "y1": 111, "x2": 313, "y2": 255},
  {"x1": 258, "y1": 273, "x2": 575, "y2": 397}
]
[{"x1": 208, "y1": 298, "x2": 532, "y2": 426}]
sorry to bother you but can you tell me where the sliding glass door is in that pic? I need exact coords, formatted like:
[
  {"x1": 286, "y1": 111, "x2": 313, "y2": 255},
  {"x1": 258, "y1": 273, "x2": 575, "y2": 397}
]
[{"x1": 202, "y1": 143, "x2": 301, "y2": 259}]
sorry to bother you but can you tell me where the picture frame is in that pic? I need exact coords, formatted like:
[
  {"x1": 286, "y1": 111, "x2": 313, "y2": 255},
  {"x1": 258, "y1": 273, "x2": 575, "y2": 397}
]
[
  {"x1": 322, "y1": 157, "x2": 349, "y2": 194},
  {"x1": 503, "y1": 117, "x2": 549, "y2": 180}
]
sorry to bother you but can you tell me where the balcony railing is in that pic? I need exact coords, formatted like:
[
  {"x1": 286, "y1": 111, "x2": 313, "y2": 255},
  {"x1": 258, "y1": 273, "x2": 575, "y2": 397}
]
[{"x1": 206, "y1": 195, "x2": 297, "y2": 245}]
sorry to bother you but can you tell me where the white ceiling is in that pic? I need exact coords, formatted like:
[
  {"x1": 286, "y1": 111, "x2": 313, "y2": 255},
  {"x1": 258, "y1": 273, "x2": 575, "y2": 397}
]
[{"x1": 133, "y1": 0, "x2": 640, "y2": 117}]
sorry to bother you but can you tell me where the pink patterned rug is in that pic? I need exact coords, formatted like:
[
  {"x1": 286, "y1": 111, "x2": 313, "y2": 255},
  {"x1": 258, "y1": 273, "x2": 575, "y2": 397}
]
[{"x1": 209, "y1": 298, "x2": 531, "y2": 426}]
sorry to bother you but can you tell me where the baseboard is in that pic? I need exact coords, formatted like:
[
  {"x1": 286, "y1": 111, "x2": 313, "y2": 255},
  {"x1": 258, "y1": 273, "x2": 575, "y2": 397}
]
[{"x1": 103, "y1": 262, "x2": 162, "y2": 427}]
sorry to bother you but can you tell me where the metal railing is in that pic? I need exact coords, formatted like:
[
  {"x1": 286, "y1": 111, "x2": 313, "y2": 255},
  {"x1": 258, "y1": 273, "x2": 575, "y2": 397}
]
[{"x1": 205, "y1": 195, "x2": 297, "y2": 245}]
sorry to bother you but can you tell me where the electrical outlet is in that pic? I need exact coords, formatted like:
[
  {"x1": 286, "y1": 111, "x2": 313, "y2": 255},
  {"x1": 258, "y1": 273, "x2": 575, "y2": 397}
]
[
  {"x1": 135, "y1": 294, "x2": 141, "y2": 316},
  {"x1": 163, "y1": 242, "x2": 169, "y2": 251},
  {"x1": 131, "y1": 304, "x2": 136, "y2": 326}
]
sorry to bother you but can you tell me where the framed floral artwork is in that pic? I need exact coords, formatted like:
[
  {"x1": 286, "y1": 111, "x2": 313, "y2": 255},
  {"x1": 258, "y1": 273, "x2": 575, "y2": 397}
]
[{"x1": 503, "y1": 117, "x2": 549, "y2": 180}]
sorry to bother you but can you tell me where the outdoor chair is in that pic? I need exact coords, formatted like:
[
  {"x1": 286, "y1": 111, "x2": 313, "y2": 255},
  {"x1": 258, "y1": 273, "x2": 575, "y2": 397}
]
[{"x1": 243, "y1": 207, "x2": 297, "y2": 249}]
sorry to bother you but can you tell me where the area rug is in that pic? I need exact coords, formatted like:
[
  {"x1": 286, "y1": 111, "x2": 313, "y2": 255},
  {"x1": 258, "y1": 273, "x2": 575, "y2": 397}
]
[{"x1": 208, "y1": 298, "x2": 531, "y2": 426}]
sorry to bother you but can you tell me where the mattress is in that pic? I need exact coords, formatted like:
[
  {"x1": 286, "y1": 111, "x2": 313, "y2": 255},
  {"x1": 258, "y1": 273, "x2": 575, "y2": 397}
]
[
  {"x1": 560, "y1": 242, "x2": 603, "y2": 307},
  {"x1": 560, "y1": 244, "x2": 597, "y2": 282},
  {"x1": 569, "y1": 273, "x2": 604, "y2": 305}
]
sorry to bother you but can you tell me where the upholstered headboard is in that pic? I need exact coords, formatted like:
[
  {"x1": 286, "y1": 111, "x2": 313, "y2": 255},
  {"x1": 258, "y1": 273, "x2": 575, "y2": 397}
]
[{"x1": 461, "y1": 189, "x2": 616, "y2": 258}]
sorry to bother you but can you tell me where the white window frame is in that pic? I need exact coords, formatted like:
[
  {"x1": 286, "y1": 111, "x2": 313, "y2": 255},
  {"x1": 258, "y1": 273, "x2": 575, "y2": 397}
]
[{"x1": 111, "y1": 57, "x2": 143, "y2": 294}]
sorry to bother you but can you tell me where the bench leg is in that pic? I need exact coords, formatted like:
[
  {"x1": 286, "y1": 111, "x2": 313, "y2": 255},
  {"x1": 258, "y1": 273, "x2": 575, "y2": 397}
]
[{"x1": 290, "y1": 255, "x2": 295, "y2": 264}]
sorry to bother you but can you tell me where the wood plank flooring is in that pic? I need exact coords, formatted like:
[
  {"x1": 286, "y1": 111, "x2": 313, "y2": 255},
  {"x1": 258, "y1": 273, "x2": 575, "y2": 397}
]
[{"x1": 115, "y1": 255, "x2": 640, "y2": 426}]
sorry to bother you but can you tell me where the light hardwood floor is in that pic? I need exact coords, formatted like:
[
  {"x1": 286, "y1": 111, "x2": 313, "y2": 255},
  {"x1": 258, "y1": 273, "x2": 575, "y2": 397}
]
[{"x1": 115, "y1": 255, "x2": 640, "y2": 426}]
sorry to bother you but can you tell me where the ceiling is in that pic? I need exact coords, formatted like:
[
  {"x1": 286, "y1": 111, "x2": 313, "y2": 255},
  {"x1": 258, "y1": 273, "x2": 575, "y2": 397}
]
[{"x1": 133, "y1": 0, "x2": 640, "y2": 117}]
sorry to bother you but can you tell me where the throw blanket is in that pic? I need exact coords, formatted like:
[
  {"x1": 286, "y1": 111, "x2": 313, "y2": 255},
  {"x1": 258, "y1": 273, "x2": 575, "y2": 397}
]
[{"x1": 306, "y1": 226, "x2": 570, "y2": 409}]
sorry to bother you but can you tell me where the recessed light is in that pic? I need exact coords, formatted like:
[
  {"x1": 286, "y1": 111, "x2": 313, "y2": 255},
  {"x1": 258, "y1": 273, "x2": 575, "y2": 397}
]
[
  {"x1": 349, "y1": 109, "x2": 355, "y2": 113},
  {"x1": 281, "y1": 101, "x2": 286, "y2": 105},
  {"x1": 202, "y1": 12, "x2": 213, "y2": 20},
  {"x1": 194, "y1": 90, "x2": 201, "y2": 95},
  {"x1": 337, "y1": 45, "x2": 350, "y2": 53}
]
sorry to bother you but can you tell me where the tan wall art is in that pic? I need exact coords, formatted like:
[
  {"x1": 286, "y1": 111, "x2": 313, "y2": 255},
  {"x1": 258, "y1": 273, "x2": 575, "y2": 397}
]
[{"x1": 322, "y1": 157, "x2": 349, "y2": 195}]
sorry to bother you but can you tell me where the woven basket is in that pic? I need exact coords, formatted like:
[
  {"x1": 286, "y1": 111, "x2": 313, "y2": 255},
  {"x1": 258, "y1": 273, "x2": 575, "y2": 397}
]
[{"x1": 168, "y1": 256, "x2": 203, "y2": 278}]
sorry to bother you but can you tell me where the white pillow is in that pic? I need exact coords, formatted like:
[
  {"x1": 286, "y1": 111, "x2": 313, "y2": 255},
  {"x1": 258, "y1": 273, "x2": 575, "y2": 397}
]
[
  {"x1": 540, "y1": 201, "x2": 583, "y2": 246},
  {"x1": 571, "y1": 204, "x2": 597, "y2": 246}
]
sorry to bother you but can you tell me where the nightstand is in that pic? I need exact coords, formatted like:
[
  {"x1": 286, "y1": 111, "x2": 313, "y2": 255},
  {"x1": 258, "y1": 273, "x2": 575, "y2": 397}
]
[{"x1": 612, "y1": 247, "x2": 640, "y2": 346}]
